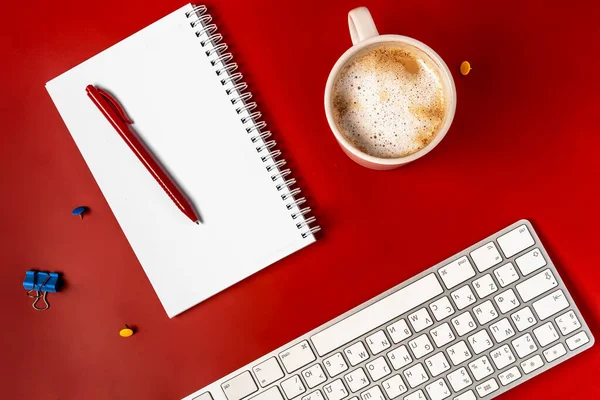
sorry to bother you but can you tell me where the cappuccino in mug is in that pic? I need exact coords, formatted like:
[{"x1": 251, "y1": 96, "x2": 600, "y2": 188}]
[{"x1": 332, "y1": 43, "x2": 448, "y2": 158}]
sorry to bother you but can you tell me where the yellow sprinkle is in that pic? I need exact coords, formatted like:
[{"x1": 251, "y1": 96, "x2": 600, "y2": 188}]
[
  {"x1": 460, "y1": 61, "x2": 471, "y2": 76},
  {"x1": 119, "y1": 325, "x2": 134, "y2": 337}
]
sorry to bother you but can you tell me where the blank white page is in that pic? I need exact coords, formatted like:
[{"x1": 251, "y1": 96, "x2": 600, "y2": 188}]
[{"x1": 46, "y1": 4, "x2": 316, "y2": 318}]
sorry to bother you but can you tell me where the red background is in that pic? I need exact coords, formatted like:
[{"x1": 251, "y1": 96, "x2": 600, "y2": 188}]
[{"x1": 1, "y1": 0, "x2": 599, "y2": 399}]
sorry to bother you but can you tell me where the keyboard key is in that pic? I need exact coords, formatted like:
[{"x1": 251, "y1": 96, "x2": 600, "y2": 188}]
[
  {"x1": 472, "y1": 300, "x2": 498, "y2": 325},
  {"x1": 493, "y1": 262, "x2": 519, "y2": 287},
  {"x1": 366, "y1": 331, "x2": 391, "y2": 355},
  {"x1": 472, "y1": 274, "x2": 498, "y2": 299},
  {"x1": 533, "y1": 289, "x2": 569, "y2": 320},
  {"x1": 359, "y1": 386, "x2": 384, "y2": 400},
  {"x1": 451, "y1": 311, "x2": 477, "y2": 336},
  {"x1": 468, "y1": 355, "x2": 494, "y2": 381},
  {"x1": 387, "y1": 345, "x2": 412, "y2": 370},
  {"x1": 475, "y1": 378, "x2": 499, "y2": 397},
  {"x1": 222, "y1": 371, "x2": 258, "y2": 400},
  {"x1": 253, "y1": 358, "x2": 284, "y2": 387},
  {"x1": 497, "y1": 224, "x2": 535, "y2": 258},
  {"x1": 515, "y1": 269, "x2": 558, "y2": 302},
  {"x1": 281, "y1": 375, "x2": 306, "y2": 399},
  {"x1": 408, "y1": 334, "x2": 434, "y2": 358},
  {"x1": 365, "y1": 357, "x2": 391, "y2": 381},
  {"x1": 470, "y1": 242, "x2": 502, "y2": 272},
  {"x1": 467, "y1": 330, "x2": 493, "y2": 354},
  {"x1": 555, "y1": 310, "x2": 581, "y2": 336},
  {"x1": 566, "y1": 331, "x2": 590, "y2": 350},
  {"x1": 344, "y1": 342, "x2": 369, "y2": 366},
  {"x1": 311, "y1": 274, "x2": 443, "y2": 356},
  {"x1": 403, "y1": 363, "x2": 428, "y2": 388},
  {"x1": 250, "y1": 387, "x2": 284, "y2": 400},
  {"x1": 403, "y1": 390, "x2": 426, "y2": 400},
  {"x1": 429, "y1": 297, "x2": 455, "y2": 321},
  {"x1": 515, "y1": 248, "x2": 546, "y2": 276},
  {"x1": 193, "y1": 393, "x2": 213, "y2": 400},
  {"x1": 446, "y1": 341, "x2": 472, "y2": 365},
  {"x1": 511, "y1": 333, "x2": 537, "y2": 358},
  {"x1": 424, "y1": 352, "x2": 450, "y2": 377},
  {"x1": 323, "y1": 379, "x2": 348, "y2": 400},
  {"x1": 490, "y1": 318, "x2": 515, "y2": 342},
  {"x1": 438, "y1": 256, "x2": 476, "y2": 290},
  {"x1": 302, "y1": 392, "x2": 324, "y2": 400},
  {"x1": 498, "y1": 366, "x2": 521, "y2": 386},
  {"x1": 425, "y1": 378, "x2": 451, "y2": 400},
  {"x1": 407, "y1": 308, "x2": 434, "y2": 332},
  {"x1": 387, "y1": 319, "x2": 412, "y2": 343},
  {"x1": 450, "y1": 286, "x2": 476, "y2": 310},
  {"x1": 430, "y1": 323, "x2": 455, "y2": 348},
  {"x1": 494, "y1": 289, "x2": 520, "y2": 314},
  {"x1": 302, "y1": 364, "x2": 327, "y2": 389},
  {"x1": 543, "y1": 343, "x2": 567, "y2": 362},
  {"x1": 324, "y1": 353, "x2": 348, "y2": 378},
  {"x1": 280, "y1": 341, "x2": 316, "y2": 373},
  {"x1": 533, "y1": 322, "x2": 559, "y2": 346},
  {"x1": 344, "y1": 368, "x2": 369, "y2": 393},
  {"x1": 447, "y1": 367, "x2": 472, "y2": 392},
  {"x1": 520, "y1": 355, "x2": 544, "y2": 374},
  {"x1": 453, "y1": 391, "x2": 476, "y2": 400},
  {"x1": 490, "y1": 345, "x2": 515, "y2": 369},
  {"x1": 510, "y1": 306, "x2": 537, "y2": 331},
  {"x1": 382, "y1": 375, "x2": 408, "y2": 399}
]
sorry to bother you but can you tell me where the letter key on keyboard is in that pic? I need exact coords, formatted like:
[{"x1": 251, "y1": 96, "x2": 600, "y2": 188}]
[{"x1": 184, "y1": 220, "x2": 594, "y2": 400}]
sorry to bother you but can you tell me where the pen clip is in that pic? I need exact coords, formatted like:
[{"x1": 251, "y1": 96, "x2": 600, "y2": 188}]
[{"x1": 96, "y1": 87, "x2": 133, "y2": 124}]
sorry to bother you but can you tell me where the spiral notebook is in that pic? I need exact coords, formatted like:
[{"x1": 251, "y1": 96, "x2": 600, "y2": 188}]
[{"x1": 46, "y1": 4, "x2": 320, "y2": 318}]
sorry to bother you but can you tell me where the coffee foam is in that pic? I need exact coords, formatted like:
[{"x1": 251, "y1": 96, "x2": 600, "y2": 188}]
[{"x1": 332, "y1": 44, "x2": 447, "y2": 158}]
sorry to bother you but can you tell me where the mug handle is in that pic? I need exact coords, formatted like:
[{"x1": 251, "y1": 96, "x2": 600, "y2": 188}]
[{"x1": 348, "y1": 7, "x2": 379, "y2": 45}]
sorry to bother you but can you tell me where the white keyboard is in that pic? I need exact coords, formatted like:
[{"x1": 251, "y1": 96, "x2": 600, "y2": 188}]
[{"x1": 184, "y1": 220, "x2": 594, "y2": 400}]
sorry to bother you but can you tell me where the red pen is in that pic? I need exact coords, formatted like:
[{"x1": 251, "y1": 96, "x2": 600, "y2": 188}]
[{"x1": 86, "y1": 85, "x2": 200, "y2": 224}]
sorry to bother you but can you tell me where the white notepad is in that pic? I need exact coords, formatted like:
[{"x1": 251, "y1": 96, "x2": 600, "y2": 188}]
[{"x1": 46, "y1": 4, "x2": 319, "y2": 317}]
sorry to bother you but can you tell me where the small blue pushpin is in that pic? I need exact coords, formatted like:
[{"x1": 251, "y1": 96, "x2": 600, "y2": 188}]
[{"x1": 72, "y1": 206, "x2": 88, "y2": 219}]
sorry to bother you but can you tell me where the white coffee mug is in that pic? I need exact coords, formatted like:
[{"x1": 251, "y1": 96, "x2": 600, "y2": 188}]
[{"x1": 324, "y1": 7, "x2": 457, "y2": 170}]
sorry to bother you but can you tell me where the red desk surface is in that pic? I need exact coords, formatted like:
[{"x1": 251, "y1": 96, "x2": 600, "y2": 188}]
[{"x1": 1, "y1": 0, "x2": 599, "y2": 398}]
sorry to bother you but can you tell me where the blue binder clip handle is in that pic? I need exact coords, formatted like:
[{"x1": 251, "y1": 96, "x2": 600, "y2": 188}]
[{"x1": 23, "y1": 271, "x2": 62, "y2": 311}]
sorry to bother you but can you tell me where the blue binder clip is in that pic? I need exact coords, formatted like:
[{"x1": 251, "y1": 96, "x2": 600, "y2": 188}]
[{"x1": 23, "y1": 271, "x2": 63, "y2": 311}]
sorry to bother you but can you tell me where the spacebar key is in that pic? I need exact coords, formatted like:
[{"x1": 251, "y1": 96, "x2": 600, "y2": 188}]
[{"x1": 310, "y1": 273, "x2": 443, "y2": 356}]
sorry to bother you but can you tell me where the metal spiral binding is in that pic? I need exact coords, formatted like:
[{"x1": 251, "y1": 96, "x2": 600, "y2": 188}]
[
  {"x1": 246, "y1": 121, "x2": 266, "y2": 133},
  {"x1": 186, "y1": 5, "x2": 320, "y2": 239},
  {"x1": 291, "y1": 207, "x2": 311, "y2": 220},
  {"x1": 251, "y1": 131, "x2": 272, "y2": 143},
  {"x1": 201, "y1": 34, "x2": 222, "y2": 48},
  {"x1": 282, "y1": 188, "x2": 302, "y2": 202},
  {"x1": 256, "y1": 140, "x2": 276, "y2": 153},
  {"x1": 226, "y1": 82, "x2": 248, "y2": 96},
  {"x1": 265, "y1": 159, "x2": 285, "y2": 171},
  {"x1": 231, "y1": 92, "x2": 252, "y2": 105},
  {"x1": 261, "y1": 150, "x2": 281, "y2": 163},
  {"x1": 211, "y1": 53, "x2": 233, "y2": 67},
  {"x1": 217, "y1": 62, "x2": 238, "y2": 77}
]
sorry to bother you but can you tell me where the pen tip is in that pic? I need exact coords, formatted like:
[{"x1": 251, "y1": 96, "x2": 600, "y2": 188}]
[{"x1": 195, "y1": 221, "x2": 200, "y2": 225}]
